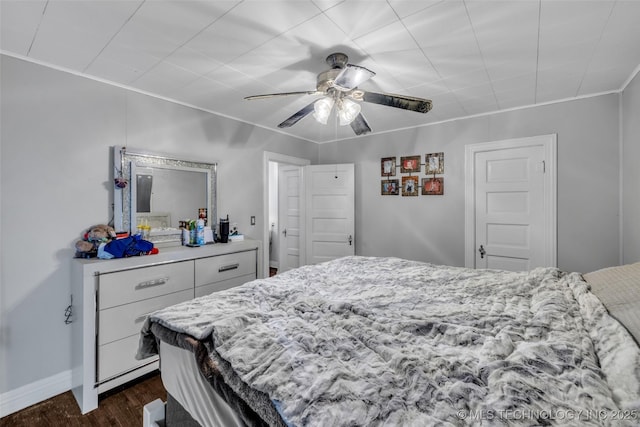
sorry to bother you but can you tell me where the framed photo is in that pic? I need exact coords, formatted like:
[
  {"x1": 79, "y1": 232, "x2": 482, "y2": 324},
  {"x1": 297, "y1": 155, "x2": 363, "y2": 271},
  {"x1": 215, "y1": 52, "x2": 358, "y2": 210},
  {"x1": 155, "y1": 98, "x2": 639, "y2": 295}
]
[
  {"x1": 425, "y1": 152, "x2": 444, "y2": 174},
  {"x1": 198, "y1": 208, "x2": 208, "y2": 226},
  {"x1": 380, "y1": 157, "x2": 396, "y2": 176},
  {"x1": 422, "y1": 177, "x2": 444, "y2": 195},
  {"x1": 381, "y1": 179, "x2": 399, "y2": 195},
  {"x1": 400, "y1": 155, "x2": 421, "y2": 173},
  {"x1": 402, "y1": 176, "x2": 419, "y2": 196}
]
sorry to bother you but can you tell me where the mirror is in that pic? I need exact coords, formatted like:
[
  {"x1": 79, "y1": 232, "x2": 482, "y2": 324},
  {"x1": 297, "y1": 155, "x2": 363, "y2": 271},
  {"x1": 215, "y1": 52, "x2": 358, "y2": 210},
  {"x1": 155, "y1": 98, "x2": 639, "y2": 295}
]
[{"x1": 113, "y1": 147, "x2": 217, "y2": 247}]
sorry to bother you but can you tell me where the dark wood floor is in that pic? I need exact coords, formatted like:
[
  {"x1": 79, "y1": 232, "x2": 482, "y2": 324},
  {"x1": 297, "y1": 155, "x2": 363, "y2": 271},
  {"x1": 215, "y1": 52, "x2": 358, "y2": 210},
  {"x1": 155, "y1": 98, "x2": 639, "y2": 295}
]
[
  {"x1": 4, "y1": 270, "x2": 280, "y2": 426},
  {"x1": 1, "y1": 372, "x2": 166, "y2": 426}
]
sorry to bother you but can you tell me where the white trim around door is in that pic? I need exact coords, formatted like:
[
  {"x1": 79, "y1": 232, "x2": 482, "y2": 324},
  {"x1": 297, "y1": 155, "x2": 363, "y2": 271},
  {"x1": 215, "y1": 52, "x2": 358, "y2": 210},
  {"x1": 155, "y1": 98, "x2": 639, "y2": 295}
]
[{"x1": 464, "y1": 134, "x2": 557, "y2": 269}]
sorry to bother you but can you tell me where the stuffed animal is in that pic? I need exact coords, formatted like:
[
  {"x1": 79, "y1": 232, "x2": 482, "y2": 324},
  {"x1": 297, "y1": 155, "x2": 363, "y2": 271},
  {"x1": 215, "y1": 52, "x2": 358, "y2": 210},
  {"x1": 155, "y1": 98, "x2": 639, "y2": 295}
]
[
  {"x1": 75, "y1": 224, "x2": 158, "y2": 259},
  {"x1": 75, "y1": 240, "x2": 97, "y2": 257},
  {"x1": 84, "y1": 224, "x2": 116, "y2": 243},
  {"x1": 75, "y1": 224, "x2": 114, "y2": 258}
]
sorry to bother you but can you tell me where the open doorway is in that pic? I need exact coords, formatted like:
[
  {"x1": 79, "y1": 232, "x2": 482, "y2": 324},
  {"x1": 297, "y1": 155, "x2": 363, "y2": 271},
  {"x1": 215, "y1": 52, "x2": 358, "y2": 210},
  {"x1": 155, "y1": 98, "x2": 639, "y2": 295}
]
[{"x1": 263, "y1": 152, "x2": 310, "y2": 278}]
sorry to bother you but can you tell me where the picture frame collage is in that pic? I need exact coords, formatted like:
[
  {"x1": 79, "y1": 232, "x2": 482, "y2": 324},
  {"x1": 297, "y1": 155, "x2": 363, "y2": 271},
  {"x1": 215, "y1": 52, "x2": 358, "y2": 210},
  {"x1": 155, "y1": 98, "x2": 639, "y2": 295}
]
[{"x1": 380, "y1": 152, "x2": 444, "y2": 196}]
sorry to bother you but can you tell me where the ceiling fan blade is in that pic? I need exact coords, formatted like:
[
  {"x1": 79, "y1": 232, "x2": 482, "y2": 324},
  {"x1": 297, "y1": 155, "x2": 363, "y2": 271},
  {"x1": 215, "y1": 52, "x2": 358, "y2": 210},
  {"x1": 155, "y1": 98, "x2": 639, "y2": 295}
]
[
  {"x1": 361, "y1": 91, "x2": 432, "y2": 113},
  {"x1": 350, "y1": 113, "x2": 371, "y2": 136},
  {"x1": 277, "y1": 101, "x2": 316, "y2": 128},
  {"x1": 245, "y1": 91, "x2": 319, "y2": 100},
  {"x1": 333, "y1": 64, "x2": 375, "y2": 91}
]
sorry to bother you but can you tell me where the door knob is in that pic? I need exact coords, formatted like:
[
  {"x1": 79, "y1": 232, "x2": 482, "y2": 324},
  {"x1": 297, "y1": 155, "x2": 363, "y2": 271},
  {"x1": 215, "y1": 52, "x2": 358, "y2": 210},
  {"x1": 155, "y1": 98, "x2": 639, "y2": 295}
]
[
  {"x1": 282, "y1": 229, "x2": 287, "y2": 237},
  {"x1": 478, "y1": 245, "x2": 486, "y2": 259},
  {"x1": 348, "y1": 235, "x2": 353, "y2": 246}
]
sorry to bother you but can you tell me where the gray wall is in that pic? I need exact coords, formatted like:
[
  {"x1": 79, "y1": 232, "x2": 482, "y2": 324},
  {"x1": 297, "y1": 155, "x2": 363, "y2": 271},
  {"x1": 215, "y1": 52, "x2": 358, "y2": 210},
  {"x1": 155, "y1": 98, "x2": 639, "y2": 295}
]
[
  {"x1": 1, "y1": 52, "x2": 637, "y2": 404},
  {"x1": 0, "y1": 55, "x2": 318, "y2": 394},
  {"x1": 319, "y1": 95, "x2": 621, "y2": 274},
  {"x1": 622, "y1": 71, "x2": 640, "y2": 264}
]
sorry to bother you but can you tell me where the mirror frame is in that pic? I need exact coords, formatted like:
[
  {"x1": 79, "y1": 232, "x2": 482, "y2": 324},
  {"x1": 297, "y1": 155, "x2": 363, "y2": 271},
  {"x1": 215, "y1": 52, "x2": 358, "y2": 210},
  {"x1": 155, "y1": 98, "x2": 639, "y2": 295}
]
[{"x1": 113, "y1": 146, "x2": 217, "y2": 235}]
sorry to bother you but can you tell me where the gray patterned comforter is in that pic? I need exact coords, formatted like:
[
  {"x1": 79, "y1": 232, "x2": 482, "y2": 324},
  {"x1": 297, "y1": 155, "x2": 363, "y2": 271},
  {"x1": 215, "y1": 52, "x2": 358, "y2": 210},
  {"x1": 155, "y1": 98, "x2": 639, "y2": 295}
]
[{"x1": 138, "y1": 256, "x2": 640, "y2": 426}]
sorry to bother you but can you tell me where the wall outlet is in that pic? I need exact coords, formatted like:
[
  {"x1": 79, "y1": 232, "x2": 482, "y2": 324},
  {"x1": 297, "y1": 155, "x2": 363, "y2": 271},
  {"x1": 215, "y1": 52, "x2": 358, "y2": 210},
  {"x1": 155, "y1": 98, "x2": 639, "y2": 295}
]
[{"x1": 250, "y1": 216, "x2": 256, "y2": 226}]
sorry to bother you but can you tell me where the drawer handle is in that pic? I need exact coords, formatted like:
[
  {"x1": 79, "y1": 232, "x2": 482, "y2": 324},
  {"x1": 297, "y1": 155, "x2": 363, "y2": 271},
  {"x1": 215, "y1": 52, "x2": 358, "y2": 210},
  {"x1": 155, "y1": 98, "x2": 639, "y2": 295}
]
[
  {"x1": 135, "y1": 277, "x2": 169, "y2": 290},
  {"x1": 219, "y1": 263, "x2": 239, "y2": 272}
]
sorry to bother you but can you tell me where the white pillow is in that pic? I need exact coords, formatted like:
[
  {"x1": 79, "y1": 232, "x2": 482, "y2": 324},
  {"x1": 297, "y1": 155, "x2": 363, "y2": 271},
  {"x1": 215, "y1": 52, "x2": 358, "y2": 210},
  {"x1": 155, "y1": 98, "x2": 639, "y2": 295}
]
[{"x1": 583, "y1": 262, "x2": 640, "y2": 345}]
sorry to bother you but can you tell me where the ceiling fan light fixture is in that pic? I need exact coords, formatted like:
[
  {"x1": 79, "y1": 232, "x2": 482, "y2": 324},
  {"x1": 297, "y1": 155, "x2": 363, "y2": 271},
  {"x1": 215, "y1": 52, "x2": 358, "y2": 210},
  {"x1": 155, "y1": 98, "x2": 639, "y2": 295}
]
[
  {"x1": 338, "y1": 98, "x2": 361, "y2": 126},
  {"x1": 313, "y1": 97, "x2": 335, "y2": 124}
]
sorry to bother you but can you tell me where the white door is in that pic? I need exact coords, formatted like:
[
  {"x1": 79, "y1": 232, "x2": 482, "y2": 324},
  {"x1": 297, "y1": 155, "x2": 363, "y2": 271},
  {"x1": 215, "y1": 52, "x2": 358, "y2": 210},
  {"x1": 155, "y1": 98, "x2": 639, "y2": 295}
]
[
  {"x1": 465, "y1": 135, "x2": 557, "y2": 271},
  {"x1": 278, "y1": 166, "x2": 302, "y2": 273},
  {"x1": 305, "y1": 164, "x2": 355, "y2": 265}
]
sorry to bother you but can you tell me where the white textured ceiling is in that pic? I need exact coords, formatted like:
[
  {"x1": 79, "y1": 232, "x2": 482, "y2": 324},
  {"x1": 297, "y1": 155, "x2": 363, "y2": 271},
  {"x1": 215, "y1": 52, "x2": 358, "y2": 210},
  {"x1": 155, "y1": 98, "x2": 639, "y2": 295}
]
[{"x1": 2, "y1": 0, "x2": 640, "y2": 143}]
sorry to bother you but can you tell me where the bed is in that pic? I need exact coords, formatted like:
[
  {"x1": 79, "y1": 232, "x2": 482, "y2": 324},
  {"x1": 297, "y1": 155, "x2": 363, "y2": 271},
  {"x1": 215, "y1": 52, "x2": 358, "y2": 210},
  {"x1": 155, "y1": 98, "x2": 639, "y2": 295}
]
[{"x1": 137, "y1": 256, "x2": 640, "y2": 426}]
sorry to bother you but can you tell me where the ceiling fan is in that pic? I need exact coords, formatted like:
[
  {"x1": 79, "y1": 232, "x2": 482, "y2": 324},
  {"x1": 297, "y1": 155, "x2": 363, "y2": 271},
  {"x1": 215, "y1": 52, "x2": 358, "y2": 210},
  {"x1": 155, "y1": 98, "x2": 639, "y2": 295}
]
[{"x1": 244, "y1": 52, "x2": 433, "y2": 136}]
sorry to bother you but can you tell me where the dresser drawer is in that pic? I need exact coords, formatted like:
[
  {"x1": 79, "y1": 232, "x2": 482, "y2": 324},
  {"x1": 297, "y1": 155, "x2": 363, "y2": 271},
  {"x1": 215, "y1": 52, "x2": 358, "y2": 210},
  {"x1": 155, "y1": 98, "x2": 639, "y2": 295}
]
[
  {"x1": 195, "y1": 273, "x2": 256, "y2": 298},
  {"x1": 99, "y1": 289, "x2": 193, "y2": 346},
  {"x1": 99, "y1": 261, "x2": 193, "y2": 309},
  {"x1": 98, "y1": 334, "x2": 156, "y2": 383},
  {"x1": 195, "y1": 250, "x2": 256, "y2": 287}
]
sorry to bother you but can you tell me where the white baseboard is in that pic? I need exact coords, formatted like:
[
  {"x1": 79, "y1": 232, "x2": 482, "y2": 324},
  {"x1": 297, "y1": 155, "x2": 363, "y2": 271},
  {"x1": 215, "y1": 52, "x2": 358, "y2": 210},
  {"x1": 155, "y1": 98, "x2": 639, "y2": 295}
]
[{"x1": 0, "y1": 370, "x2": 72, "y2": 417}]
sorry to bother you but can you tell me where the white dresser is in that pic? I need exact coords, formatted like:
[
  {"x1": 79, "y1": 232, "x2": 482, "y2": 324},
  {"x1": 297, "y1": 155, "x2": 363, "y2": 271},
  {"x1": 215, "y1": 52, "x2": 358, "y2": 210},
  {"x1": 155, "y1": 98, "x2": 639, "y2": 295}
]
[{"x1": 70, "y1": 239, "x2": 262, "y2": 414}]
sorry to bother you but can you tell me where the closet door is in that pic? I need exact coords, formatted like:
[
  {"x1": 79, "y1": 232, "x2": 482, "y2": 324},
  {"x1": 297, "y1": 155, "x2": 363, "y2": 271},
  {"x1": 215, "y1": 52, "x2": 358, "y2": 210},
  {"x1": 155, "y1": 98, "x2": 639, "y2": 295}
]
[
  {"x1": 304, "y1": 164, "x2": 355, "y2": 265},
  {"x1": 465, "y1": 135, "x2": 557, "y2": 271}
]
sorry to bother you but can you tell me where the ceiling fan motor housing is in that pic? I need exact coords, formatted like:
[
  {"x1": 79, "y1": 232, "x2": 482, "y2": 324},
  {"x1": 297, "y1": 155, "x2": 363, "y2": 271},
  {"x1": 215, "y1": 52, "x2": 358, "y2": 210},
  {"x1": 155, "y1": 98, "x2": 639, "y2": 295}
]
[
  {"x1": 316, "y1": 69, "x2": 343, "y2": 93},
  {"x1": 325, "y1": 52, "x2": 349, "y2": 69}
]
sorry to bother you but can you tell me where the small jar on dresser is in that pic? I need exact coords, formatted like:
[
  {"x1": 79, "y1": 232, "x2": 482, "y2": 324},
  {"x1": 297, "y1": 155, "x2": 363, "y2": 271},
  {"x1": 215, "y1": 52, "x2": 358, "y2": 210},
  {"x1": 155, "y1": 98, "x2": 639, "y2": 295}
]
[{"x1": 70, "y1": 239, "x2": 262, "y2": 414}]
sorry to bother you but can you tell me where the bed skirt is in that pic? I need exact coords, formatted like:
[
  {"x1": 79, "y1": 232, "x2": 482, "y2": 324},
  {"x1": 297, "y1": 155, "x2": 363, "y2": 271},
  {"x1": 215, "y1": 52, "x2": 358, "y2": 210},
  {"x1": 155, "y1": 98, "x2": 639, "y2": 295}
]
[{"x1": 149, "y1": 322, "x2": 283, "y2": 426}]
